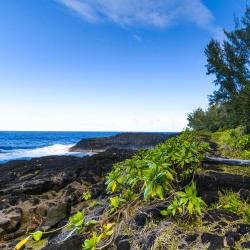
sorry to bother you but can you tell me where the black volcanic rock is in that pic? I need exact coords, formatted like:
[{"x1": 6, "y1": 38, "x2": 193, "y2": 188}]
[
  {"x1": 0, "y1": 148, "x2": 135, "y2": 242},
  {"x1": 70, "y1": 132, "x2": 178, "y2": 152}
]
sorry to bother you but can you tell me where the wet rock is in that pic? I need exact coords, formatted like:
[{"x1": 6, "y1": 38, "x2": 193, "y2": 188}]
[{"x1": 201, "y1": 233, "x2": 224, "y2": 250}]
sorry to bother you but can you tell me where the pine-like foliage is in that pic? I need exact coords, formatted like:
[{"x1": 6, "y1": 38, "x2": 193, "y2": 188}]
[{"x1": 188, "y1": 6, "x2": 250, "y2": 132}]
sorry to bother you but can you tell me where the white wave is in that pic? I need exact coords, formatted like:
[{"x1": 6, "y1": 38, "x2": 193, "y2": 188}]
[{"x1": 0, "y1": 144, "x2": 88, "y2": 163}]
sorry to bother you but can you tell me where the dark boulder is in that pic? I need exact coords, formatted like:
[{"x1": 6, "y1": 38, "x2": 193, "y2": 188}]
[{"x1": 196, "y1": 171, "x2": 250, "y2": 204}]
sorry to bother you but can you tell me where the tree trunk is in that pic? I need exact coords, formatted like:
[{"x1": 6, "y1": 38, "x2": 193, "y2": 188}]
[{"x1": 203, "y1": 156, "x2": 250, "y2": 166}]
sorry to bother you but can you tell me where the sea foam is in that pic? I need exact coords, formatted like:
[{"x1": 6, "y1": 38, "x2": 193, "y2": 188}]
[{"x1": 0, "y1": 144, "x2": 87, "y2": 163}]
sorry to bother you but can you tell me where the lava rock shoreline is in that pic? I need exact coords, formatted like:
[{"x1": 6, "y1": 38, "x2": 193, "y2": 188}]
[
  {"x1": 70, "y1": 132, "x2": 179, "y2": 152},
  {"x1": 0, "y1": 133, "x2": 249, "y2": 249}
]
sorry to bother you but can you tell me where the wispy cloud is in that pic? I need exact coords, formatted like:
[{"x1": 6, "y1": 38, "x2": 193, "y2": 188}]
[
  {"x1": 132, "y1": 34, "x2": 142, "y2": 41},
  {"x1": 57, "y1": 0, "x2": 219, "y2": 32}
]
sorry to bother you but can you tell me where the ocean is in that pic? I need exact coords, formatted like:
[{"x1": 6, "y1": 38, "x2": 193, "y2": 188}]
[{"x1": 0, "y1": 131, "x2": 118, "y2": 164}]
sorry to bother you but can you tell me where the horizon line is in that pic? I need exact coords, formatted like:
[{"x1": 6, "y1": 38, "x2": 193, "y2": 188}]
[{"x1": 0, "y1": 130, "x2": 180, "y2": 133}]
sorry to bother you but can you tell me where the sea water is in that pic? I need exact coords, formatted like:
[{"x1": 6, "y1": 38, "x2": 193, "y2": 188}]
[{"x1": 0, "y1": 131, "x2": 117, "y2": 164}]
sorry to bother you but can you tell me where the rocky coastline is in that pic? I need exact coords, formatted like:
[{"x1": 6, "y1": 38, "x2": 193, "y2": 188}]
[
  {"x1": 70, "y1": 132, "x2": 179, "y2": 152},
  {"x1": 0, "y1": 133, "x2": 249, "y2": 249}
]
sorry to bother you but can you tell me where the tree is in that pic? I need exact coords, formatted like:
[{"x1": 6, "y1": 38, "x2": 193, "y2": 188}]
[
  {"x1": 204, "y1": 6, "x2": 250, "y2": 132},
  {"x1": 187, "y1": 105, "x2": 234, "y2": 132}
]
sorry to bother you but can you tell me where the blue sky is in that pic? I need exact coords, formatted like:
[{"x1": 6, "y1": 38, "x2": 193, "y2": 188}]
[{"x1": 0, "y1": 0, "x2": 248, "y2": 131}]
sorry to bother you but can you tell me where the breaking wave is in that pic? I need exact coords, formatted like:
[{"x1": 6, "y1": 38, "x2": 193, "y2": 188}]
[{"x1": 0, "y1": 144, "x2": 87, "y2": 163}]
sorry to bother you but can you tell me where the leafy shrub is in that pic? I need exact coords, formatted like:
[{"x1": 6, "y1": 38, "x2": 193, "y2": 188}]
[
  {"x1": 161, "y1": 182, "x2": 206, "y2": 218},
  {"x1": 106, "y1": 131, "x2": 209, "y2": 201}
]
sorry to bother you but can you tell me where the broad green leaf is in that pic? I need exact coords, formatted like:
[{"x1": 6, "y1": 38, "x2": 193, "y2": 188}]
[
  {"x1": 144, "y1": 183, "x2": 153, "y2": 200},
  {"x1": 156, "y1": 185, "x2": 164, "y2": 199},
  {"x1": 32, "y1": 231, "x2": 43, "y2": 241}
]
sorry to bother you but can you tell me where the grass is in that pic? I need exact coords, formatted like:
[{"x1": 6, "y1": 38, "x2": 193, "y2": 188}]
[
  {"x1": 213, "y1": 190, "x2": 250, "y2": 222},
  {"x1": 209, "y1": 127, "x2": 250, "y2": 159}
]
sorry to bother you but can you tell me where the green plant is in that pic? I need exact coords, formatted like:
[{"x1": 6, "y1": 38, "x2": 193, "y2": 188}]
[
  {"x1": 161, "y1": 182, "x2": 206, "y2": 218},
  {"x1": 106, "y1": 131, "x2": 208, "y2": 202},
  {"x1": 67, "y1": 211, "x2": 85, "y2": 233},
  {"x1": 82, "y1": 223, "x2": 114, "y2": 250},
  {"x1": 109, "y1": 196, "x2": 125, "y2": 213},
  {"x1": 216, "y1": 190, "x2": 250, "y2": 221},
  {"x1": 82, "y1": 191, "x2": 92, "y2": 201},
  {"x1": 15, "y1": 131, "x2": 210, "y2": 250},
  {"x1": 15, "y1": 212, "x2": 88, "y2": 250},
  {"x1": 88, "y1": 200, "x2": 103, "y2": 209},
  {"x1": 143, "y1": 161, "x2": 173, "y2": 200},
  {"x1": 83, "y1": 232, "x2": 100, "y2": 250},
  {"x1": 211, "y1": 127, "x2": 250, "y2": 159}
]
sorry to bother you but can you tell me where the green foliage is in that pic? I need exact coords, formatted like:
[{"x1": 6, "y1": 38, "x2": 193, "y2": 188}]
[
  {"x1": 109, "y1": 196, "x2": 125, "y2": 213},
  {"x1": 216, "y1": 190, "x2": 250, "y2": 221},
  {"x1": 205, "y1": 6, "x2": 250, "y2": 132},
  {"x1": 82, "y1": 191, "x2": 92, "y2": 201},
  {"x1": 143, "y1": 161, "x2": 173, "y2": 200},
  {"x1": 67, "y1": 211, "x2": 85, "y2": 233},
  {"x1": 106, "y1": 131, "x2": 209, "y2": 201},
  {"x1": 187, "y1": 105, "x2": 238, "y2": 132},
  {"x1": 88, "y1": 200, "x2": 103, "y2": 209},
  {"x1": 211, "y1": 127, "x2": 250, "y2": 159},
  {"x1": 82, "y1": 223, "x2": 114, "y2": 250},
  {"x1": 32, "y1": 231, "x2": 43, "y2": 241},
  {"x1": 188, "y1": 6, "x2": 250, "y2": 133},
  {"x1": 82, "y1": 232, "x2": 101, "y2": 250},
  {"x1": 161, "y1": 182, "x2": 206, "y2": 218},
  {"x1": 161, "y1": 197, "x2": 183, "y2": 217},
  {"x1": 121, "y1": 189, "x2": 138, "y2": 201}
]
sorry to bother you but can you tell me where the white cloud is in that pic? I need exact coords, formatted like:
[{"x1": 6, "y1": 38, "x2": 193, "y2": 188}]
[{"x1": 57, "y1": 0, "x2": 219, "y2": 32}]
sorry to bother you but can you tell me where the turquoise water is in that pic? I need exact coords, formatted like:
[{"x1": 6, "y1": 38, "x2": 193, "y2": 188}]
[{"x1": 0, "y1": 131, "x2": 118, "y2": 163}]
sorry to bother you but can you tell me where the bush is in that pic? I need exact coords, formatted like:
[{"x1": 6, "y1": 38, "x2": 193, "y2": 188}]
[{"x1": 106, "y1": 131, "x2": 209, "y2": 201}]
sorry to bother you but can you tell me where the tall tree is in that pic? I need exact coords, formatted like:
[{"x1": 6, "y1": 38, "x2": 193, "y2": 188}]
[{"x1": 205, "y1": 6, "x2": 250, "y2": 131}]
